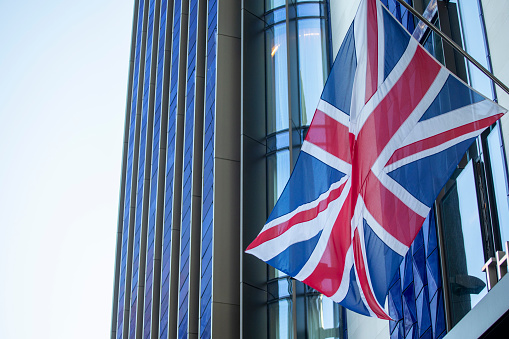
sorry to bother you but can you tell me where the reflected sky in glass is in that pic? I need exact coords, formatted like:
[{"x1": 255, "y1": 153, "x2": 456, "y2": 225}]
[
  {"x1": 454, "y1": 0, "x2": 494, "y2": 98},
  {"x1": 267, "y1": 23, "x2": 290, "y2": 134},
  {"x1": 456, "y1": 160, "x2": 487, "y2": 307},
  {"x1": 298, "y1": 19, "x2": 327, "y2": 126},
  {"x1": 487, "y1": 127, "x2": 509, "y2": 244}
]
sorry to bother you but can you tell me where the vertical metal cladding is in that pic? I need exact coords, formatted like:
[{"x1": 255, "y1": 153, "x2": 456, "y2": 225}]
[
  {"x1": 117, "y1": 1, "x2": 146, "y2": 338},
  {"x1": 129, "y1": 1, "x2": 157, "y2": 337},
  {"x1": 143, "y1": 0, "x2": 172, "y2": 337},
  {"x1": 199, "y1": 0, "x2": 216, "y2": 337}
]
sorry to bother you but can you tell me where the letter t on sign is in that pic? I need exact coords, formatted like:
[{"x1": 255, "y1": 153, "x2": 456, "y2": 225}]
[{"x1": 482, "y1": 257, "x2": 498, "y2": 291}]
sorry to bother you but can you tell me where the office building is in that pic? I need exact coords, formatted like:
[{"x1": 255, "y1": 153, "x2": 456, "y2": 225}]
[{"x1": 110, "y1": 0, "x2": 509, "y2": 338}]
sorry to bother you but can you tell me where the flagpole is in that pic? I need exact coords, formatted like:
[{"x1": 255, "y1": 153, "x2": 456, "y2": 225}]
[{"x1": 394, "y1": 0, "x2": 509, "y2": 96}]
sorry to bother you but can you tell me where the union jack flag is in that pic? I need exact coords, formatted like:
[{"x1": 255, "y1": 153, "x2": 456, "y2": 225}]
[{"x1": 246, "y1": 0, "x2": 506, "y2": 319}]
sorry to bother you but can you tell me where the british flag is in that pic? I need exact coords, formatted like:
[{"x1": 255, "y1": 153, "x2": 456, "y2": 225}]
[{"x1": 247, "y1": 0, "x2": 507, "y2": 319}]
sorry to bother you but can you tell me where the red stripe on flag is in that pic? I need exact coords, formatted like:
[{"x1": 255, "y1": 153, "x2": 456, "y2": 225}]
[
  {"x1": 364, "y1": 171, "x2": 425, "y2": 247},
  {"x1": 303, "y1": 190, "x2": 353, "y2": 296},
  {"x1": 387, "y1": 113, "x2": 504, "y2": 166},
  {"x1": 306, "y1": 109, "x2": 352, "y2": 164},
  {"x1": 365, "y1": 0, "x2": 378, "y2": 102},
  {"x1": 352, "y1": 229, "x2": 392, "y2": 320},
  {"x1": 246, "y1": 182, "x2": 347, "y2": 251}
]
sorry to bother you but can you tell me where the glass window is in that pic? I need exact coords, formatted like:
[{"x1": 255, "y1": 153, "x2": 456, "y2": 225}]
[
  {"x1": 297, "y1": 19, "x2": 328, "y2": 126},
  {"x1": 453, "y1": 0, "x2": 494, "y2": 99},
  {"x1": 306, "y1": 294, "x2": 342, "y2": 339},
  {"x1": 267, "y1": 23, "x2": 290, "y2": 134},
  {"x1": 297, "y1": 3, "x2": 321, "y2": 17},
  {"x1": 440, "y1": 160, "x2": 487, "y2": 327},
  {"x1": 487, "y1": 126, "x2": 509, "y2": 244},
  {"x1": 269, "y1": 299, "x2": 293, "y2": 339},
  {"x1": 422, "y1": 18, "x2": 445, "y2": 66},
  {"x1": 267, "y1": 150, "x2": 290, "y2": 213},
  {"x1": 266, "y1": 0, "x2": 286, "y2": 11}
]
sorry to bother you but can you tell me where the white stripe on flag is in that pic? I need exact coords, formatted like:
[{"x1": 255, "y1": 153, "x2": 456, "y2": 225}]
[
  {"x1": 401, "y1": 99, "x2": 505, "y2": 147},
  {"x1": 377, "y1": 171, "x2": 430, "y2": 217},
  {"x1": 317, "y1": 99, "x2": 350, "y2": 127},
  {"x1": 385, "y1": 130, "x2": 486, "y2": 173},
  {"x1": 257, "y1": 178, "x2": 347, "y2": 234},
  {"x1": 294, "y1": 178, "x2": 351, "y2": 281},
  {"x1": 302, "y1": 141, "x2": 352, "y2": 175}
]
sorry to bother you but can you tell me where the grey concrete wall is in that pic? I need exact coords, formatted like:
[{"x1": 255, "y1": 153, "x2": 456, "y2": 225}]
[{"x1": 210, "y1": 0, "x2": 242, "y2": 337}]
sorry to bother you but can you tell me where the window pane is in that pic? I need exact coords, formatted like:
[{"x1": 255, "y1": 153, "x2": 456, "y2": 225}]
[
  {"x1": 269, "y1": 299, "x2": 293, "y2": 339},
  {"x1": 487, "y1": 126, "x2": 509, "y2": 244},
  {"x1": 267, "y1": 23, "x2": 290, "y2": 134},
  {"x1": 422, "y1": 19, "x2": 445, "y2": 65},
  {"x1": 306, "y1": 295, "x2": 342, "y2": 339},
  {"x1": 297, "y1": 3, "x2": 321, "y2": 17},
  {"x1": 455, "y1": 0, "x2": 494, "y2": 98},
  {"x1": 266, "y1": 0, "x2": 286, "y2": 11},
  {"x1": 298, "y1": 19, "x2": 327, "y2": 126},
  {"x1": 267, "y1": 150, "x2": 290, "y2": 211},
  {"x1": 440, "y1": 160, "x2": 487, "y2": 326}
]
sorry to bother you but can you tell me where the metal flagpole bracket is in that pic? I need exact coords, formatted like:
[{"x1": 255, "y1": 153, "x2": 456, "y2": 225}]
[{"x1": 394, "y1": 0, "x2": 509, "y2": 97}]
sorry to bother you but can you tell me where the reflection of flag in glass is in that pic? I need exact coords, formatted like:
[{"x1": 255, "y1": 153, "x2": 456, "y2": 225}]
[{"x1": 246, "y1": 0, "x2": 506, "y2": 319}]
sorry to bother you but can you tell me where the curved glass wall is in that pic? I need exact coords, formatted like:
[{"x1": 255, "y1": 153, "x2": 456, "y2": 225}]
[{"x1": 264, "y1": 1, "x2": 344, "y2": 338}]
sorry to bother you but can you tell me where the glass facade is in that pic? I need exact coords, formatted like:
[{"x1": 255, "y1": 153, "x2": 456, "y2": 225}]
[
  {"x1": 129, "y1": 1, "x2": 157, "y2": 337},
  {"x1": 160, "y1": 0, "x2": 184, "y2": 338},
  {"x1": 199, "y1": 0, "x2": 216, "y2": 337},
  {"x1": 143, "y1": 1, "x2": 170, "y2": 337}
]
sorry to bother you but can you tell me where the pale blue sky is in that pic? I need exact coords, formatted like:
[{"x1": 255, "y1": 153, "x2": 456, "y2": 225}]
[{"x1": 0, "y1": 1, "x2": 133, "y2": 337}]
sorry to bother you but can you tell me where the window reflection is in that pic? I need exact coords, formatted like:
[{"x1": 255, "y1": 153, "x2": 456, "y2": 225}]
[
  {"x1": 487, "y1": 126, "x2": 509, "y2": 245},
  {"x1": 453, "y1": 0, "x2": 494, "y2": 98},
  {"x1": 298, "y1": 19, "x2": 328, "y2": 126},
  {"x1": 306, "y1": 294, "x2": 342, "y2": 339},
  {"x1": 422, "y1": 19, "x2": 445, "y2": 66},
  {"x1": 267, "y1": 150, "x2": 290, "y2": 211},
  {"x1": 267, "y1": 23, "x2": 290, "y2": 134},
  {"x1": 266, "y1": 0, "x2": 286, "y2": 11},
  {"x1": 269, "y1": 299, "x2": 293, "y2": 339},
  {"x1": 440, "y1": 160, "x2": 487, "y2": 327}
]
